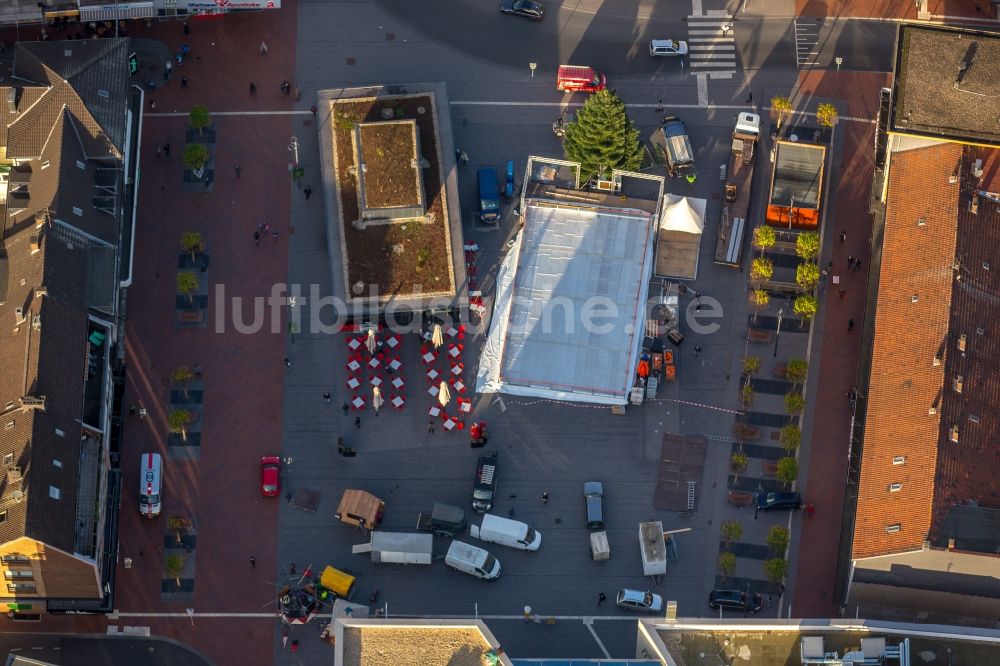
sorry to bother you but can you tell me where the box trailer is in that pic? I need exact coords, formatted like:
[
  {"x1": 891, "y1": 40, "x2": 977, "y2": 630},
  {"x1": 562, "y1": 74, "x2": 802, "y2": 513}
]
[
  {"x1": 714, "y1": 112, "x2": 760, "y2": 268},
  {"x1": 352, "y1": 532, "x2": 433, "y2": 565},
  {"x1": 640, "y1": 521, "x2": 667, "y2": 579}
]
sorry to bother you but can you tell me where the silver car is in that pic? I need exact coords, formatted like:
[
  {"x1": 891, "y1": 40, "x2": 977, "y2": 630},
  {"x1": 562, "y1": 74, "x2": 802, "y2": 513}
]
[
  {"x1": 617, "y1": 589, "x2": 664, "y2": 613},
  {"x1": 649, "y1": 39, "x2": 689, "y2": 57}
]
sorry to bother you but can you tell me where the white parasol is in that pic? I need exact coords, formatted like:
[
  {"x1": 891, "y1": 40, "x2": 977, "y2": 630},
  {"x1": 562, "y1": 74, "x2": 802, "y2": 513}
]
[
  {"x1": 372, "y1": 386, "x2": 384, "y2": 414},
  {"x1": 365, "y1": 329, "x2": 377, "y2": 355},
  {"x1": 437, "y1": 380, "x2": 451, "y2": 408},
  {"x1": 432, "y1": 324, "x2": 444, "y2": 349}
]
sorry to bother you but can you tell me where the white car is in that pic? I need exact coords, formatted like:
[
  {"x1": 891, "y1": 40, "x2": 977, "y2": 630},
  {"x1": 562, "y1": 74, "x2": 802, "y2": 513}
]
[{"x1": 649, "y1": 39, "x2": 689, "y2": 57}]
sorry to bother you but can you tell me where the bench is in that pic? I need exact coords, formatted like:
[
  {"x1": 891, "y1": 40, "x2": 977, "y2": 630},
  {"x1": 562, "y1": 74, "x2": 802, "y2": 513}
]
[
  {"x1": 762, "y1": 460, "x2": 779, "y2": 477},
  {"x1": 177, "y1": 309, "x2": 204, "y2": 323},
  {"x1": 748, "y1": 328, "x2": 774, "y2": 343},
  {"x1": 727, "y1": 490, "x2": 754, "y2": 508}
]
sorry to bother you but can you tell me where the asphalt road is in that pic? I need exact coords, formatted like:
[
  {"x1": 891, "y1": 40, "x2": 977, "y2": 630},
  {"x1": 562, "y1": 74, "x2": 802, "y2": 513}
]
[
  {"x1": 0, "y1": 634, "x2": 211, "y2": 666},
  {"x1": 373, "y1": 0, "x2": 897, "y2": 73}
]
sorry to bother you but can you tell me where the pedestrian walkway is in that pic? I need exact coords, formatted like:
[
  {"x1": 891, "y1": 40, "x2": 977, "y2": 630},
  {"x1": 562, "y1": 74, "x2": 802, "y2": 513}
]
[
  {"x1": 793, "y1": 18, "x2": 821, "y2": 68},
  {"x1": 686, "y1": 16, "x2": 737, "y2": 77}
]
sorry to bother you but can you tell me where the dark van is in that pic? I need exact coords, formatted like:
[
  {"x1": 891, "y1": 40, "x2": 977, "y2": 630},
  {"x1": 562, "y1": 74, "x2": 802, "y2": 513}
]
[{"x1": 478, "y1": 168, "x2": 501, "y2": 223}]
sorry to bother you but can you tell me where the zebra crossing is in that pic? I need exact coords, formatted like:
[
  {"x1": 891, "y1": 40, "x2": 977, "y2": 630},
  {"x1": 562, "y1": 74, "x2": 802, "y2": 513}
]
[{"x1": 686, "y1": 15, "x2": 737, "y2": 77}]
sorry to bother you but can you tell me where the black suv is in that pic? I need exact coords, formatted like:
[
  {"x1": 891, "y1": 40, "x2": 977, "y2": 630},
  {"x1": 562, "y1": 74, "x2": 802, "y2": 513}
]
[
  {"x1": 472, "y1": 453, "x2": 499, "y2": 513},
  {"x1": 756, "y1": 491, "x2": 801, "y2": 512},
  {"x1": 709, "y1": 589, "x2": 763, "y2": 613}
]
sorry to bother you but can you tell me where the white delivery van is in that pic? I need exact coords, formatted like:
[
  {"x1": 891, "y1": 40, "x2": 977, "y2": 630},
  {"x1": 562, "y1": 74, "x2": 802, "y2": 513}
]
[
  {"x1": 470, "y1": 514, "x2": 541, "y2": 551},
  {"x1": 139, "y1": 453, "x2": 162, "y2": 518},
  {"x1": 445, "y1": 541, "x2": 501, "y2": 580}
]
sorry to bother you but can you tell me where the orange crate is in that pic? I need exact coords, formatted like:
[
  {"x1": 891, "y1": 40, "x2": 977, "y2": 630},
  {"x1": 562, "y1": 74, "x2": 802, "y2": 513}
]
[
  {"x1": 663, "y1": 351, "x2": 674, "y2": 365},
  {"x1": 664, "y1": 365, "x2": 676, "y2": 382}
]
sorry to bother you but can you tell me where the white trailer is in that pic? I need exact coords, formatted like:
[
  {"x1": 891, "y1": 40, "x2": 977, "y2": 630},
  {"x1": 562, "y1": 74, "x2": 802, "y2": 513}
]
[
  {"x1": 640, "y1": 521, "x2": 667, "y2": 579},
  {"x1": 352, "y1": 531, "x2": 433, "y2": 565}
]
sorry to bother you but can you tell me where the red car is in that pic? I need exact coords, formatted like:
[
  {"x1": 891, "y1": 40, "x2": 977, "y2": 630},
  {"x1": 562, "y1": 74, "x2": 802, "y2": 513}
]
[{"x1": 260, "y1": 456, "x2": 281, "y2": 497}]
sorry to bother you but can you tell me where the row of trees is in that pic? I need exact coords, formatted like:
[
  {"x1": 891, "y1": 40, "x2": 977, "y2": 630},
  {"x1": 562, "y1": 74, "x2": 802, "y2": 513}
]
[
  {"x1": 183, "y1": 105, "x2": 212, "y2": 172},
  {"x1": 718, "y1": 520, "x2": 791, "y2": 585},
  {"x1": 771, "y1": 96, "x2": 838, "y2": 131}
]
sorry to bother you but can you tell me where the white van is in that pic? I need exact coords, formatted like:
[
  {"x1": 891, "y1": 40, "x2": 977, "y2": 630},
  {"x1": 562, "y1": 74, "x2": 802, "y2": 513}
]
[
  {"x1": 139, "y1": 453, "x2": 162, "y2": 518},
  {"x1": 470, "y1": 514, "x2": 541, "y2": 551},
  {"x1": 445, "y1": 541, "x2": 501, "y2": 580}
]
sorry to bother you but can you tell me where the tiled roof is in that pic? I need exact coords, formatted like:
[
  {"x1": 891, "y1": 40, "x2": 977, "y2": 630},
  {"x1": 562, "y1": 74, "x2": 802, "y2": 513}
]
[
  {"x1": 855, "y1": 142, "x2": 1000, "y2": 560},
  {"x1": 891, "y1": 24, "x2": 1000, "y2": 145},
  {"x1": 0, "y1": 39, "x2": 127, "y2": 555},
  {"x1": 12, "y1": 39, "x2": 130, "y2": 157}
]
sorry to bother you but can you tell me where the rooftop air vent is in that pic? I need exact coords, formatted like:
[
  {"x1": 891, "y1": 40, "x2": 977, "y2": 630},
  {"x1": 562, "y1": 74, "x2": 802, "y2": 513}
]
[
  {"x1": 6, "y1": 89, "x2": 15, "y2": 114},
  {"x1": 31, "y1": 315, "x2": 40, "y2": 331},
  {"x1": 973, "y1": 159, "x2": 984, "y2": 179},
  {"x1": 14, "y1": 307, "x2": 25, "y2": 325}
]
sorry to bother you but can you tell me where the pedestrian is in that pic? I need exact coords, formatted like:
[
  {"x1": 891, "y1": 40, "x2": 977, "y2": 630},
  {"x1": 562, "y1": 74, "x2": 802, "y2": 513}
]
[
  {"x1": 853, "y1": 257, "x2": 862, "y2": 272},
  {"x1": 253, "y1": 231, "x2": 260, "y2": 245},
  {"x1": 149, "y1": 99, "x2": 157, "y2": 111},
  {"x1": 193, "y1": 365, "x2": 202, "y2": 378},
  {"x1": 200, "y1": 258, "x2": 208, "y2": 273},
  {"x1": 156, "y1": 144, "x2": 162, "y2": 157},
  {"x1": 272, "y1": 230, "x2": 278, "y2": 240},
  {"x1": 304, "y1": 185, "x2": 312, "y2": 200},
  {"x1": 283, "y1": 357, "x2": 291, "y2": 368},
  {"x1": 694, "y1": 345, "x2": 702, "y2": 357},
  {"x1": 250, "y1": 555, "x2": 256, "y2": 567},
  {"x1": 281, "y1": 80, "x2": 290, "y2": 95},
  {"x1": 164, "y1": 61, "x2": 173, "y2": 78},
  {"x1": 180, "y1": 76, "x2": 188, "y2": 89},
  {"x1": 838, "y1": 287, "x2": 846, "y2": 299},
  {"x1": 260, "y1": 41, "x2": 269, "y2": 55},
  {"x1": 848, "y1": 319, "x2": 854, "y2": 331},
  {"x1": 163, "y1": 143, "x2": 170, "y2": 156},
  {"x1": 290, "y1": 562, "x2": 296, "y2": 575},
  {"x1": 656, "y1": 98, "x2": 664, "y2": 113},
  {"x1": 745, "y1": 91, "x2": 753, "y2": 104},
  {"x1": 598, "y1": 592, "x2": 607, "y2": 605},
  {"x1": 295, "y1": 86, "x2": 301, "y2": 101},
  {"x1": 779, "y1": 583, "x2": 785, "y2": 597},
  {"x1": 337, "y1": 436, "x2": 345, "y2": 452},
  {"x1": 323, "y1": 392, "x2": 331, "y2": 404},
  {"x1": 428, "y1": 419, "x2": 435, "y2": 434},
  {"x1": 806, "y1": 504, "x2": 815, "y2": 518},
  {"x1": 508, "y1": 507, "x2": 515, "y2": 518},
  {"x1": 250, "y1": 82, "x2": 257, "y2": 95},
  {"x1": 460, "y1": 150, "x2": 469, "y2": 166},
  {"x1": 354, "y1": 416, "x2": 361, "y2": 428},
  {"x1": 234, "y1": 164, "x2": 241, "y2": 178},
  {"x1": 342, "y1": 402, "x2": 350, "y2": 415},
  {"x1": 840, "y1": 230, "x2": 847, "y2": 243},
  {"x1": 311, "y1": 105, "x2": 317, "y2": 116},
  {"x1": 183, "y1": 19, "x2": 189, "y2": 35},
  {"x1": 827, "y1": 260, "x2": 834, "y2": 271},
  {"x1": 542, "y1": 492, "x2": 549, "y2": 504},
  {"x1": 847, "y1": 255, "x2": 855, "y2": 268}
]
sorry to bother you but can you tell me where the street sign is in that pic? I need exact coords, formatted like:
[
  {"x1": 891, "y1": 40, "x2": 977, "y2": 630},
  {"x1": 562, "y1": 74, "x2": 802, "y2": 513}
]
[
  {"x1": 835, "y1": 57, "x2": 843, "y2": 72},
  {"x1": 529, "y1": 62, "x2": 537, "y2": 78}
]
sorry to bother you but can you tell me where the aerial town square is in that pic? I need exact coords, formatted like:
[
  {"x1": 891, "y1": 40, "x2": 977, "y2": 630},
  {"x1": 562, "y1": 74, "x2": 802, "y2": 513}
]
[{"x1": 0, "y1": 0, "x2": 999, "y2": 664}]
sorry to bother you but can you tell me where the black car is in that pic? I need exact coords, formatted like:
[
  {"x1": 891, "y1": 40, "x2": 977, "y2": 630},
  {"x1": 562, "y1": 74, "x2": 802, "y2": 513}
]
[
  {"x1": 584, "y1": 481, "x2": 605, "y2": 529},
  {"x1": 709, "y1": 589, "x2": 763, "y2": 613},
  {"x1": 472, "y1": 453, "x2": 499, "y2": 514},
  {"x1": 756, "y1": 491, "x2": 802, "y2": 512},
  {"x1": 499, "y1": 0, "x2": 545, "y2": 20}
]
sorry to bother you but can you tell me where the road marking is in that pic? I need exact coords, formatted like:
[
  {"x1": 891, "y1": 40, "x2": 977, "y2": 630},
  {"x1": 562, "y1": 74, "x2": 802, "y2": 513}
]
[
  {"x1": 583, "y1": 618, "x2": 612, "y2": 659},
  {"x1": 113, "y1": 611, "x2": 642, "y2": 621},
  {"x1": 145, "y1": 110, "x2": 312, "y2": 117},
  {"x1": 696, "y1": 75, "x2": 708, "y2": 107},
  {"x1": 686, "y1": 16, "x2": 736, "y2": 73},
  {"x1": 691, "y1": 0, "x2": 702, "y2": 15},
  {"x1": 793, "y1": 18, "x2": 822, "y2": 68}
]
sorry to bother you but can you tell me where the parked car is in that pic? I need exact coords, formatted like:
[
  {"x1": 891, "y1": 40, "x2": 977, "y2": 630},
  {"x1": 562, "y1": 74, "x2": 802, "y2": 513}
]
[
  {"x1": 617, "y1": 589, "x2": 664, "y2": 613},
  {"x1": 499, "y1": 0, "x2": 544, "y2": 20},
  {"x1": 473, "y1": 453, "x2": 499, "y2": 513},
  {"x1": 756, "y1": 491, "x2": 802, "y2": 512},
  {"x1": 660, "y1": 116, "x2": 695, "y2": 176},
  {"x1": 649, "y1": 39, "x2": 688, "y2": 56},
  {"x1": 556, "y1": 65, "x2": 606, "y2": 93},
  {"x1": 709, "y1": 588, "x2": 763, "y2": 613},
  {"x1": 260, "y1": 456, "x2": 281, "y2": 497},
  {"x1": 584, "y1": 481, "x2": 605, "y2": 529}
]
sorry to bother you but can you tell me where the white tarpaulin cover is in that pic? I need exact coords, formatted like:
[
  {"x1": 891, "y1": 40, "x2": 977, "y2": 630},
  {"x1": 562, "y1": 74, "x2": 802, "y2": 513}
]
[
  {"x1": 476, "y1": 202, "x2": 655, "y2": 405},
  {"x1": 659, "y1": 194, "x2": 706, "y2": 234}
]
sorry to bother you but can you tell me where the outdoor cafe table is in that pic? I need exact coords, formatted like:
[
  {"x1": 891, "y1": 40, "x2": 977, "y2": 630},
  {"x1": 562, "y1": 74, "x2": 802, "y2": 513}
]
[
  {"x1": 346, "y1": 376, "x2": 360, "y2": 391},
  {"x1": 443, "y1": 418, "x2": 456, "y2": 431},
  {"x1": 422, "y1": 351, "x2": 436, "y2": 364},
  {"x1": 428, "y1": 385, "x2": 440, "y2": 398},
  {"x1": 451, "y1": 364, "x2": 463, "y2": 376},
  {"x1": 347, "y1": 359, "x2": 361, "y2": 372},
  {"x1": 448, "y1": 346, "x2": 461, "y2": 359},
  {"x1": 371, "y1": 376, "x2": 383, "y2": 388},
  {"x1": 391, "y1": 395, "x2": 405, "y2": 409},
  {"x1": 459, "y1": 400, "x2": 472, "y2": 414},
  {"x1": 347, "y1": 337, "x2": 361, "y2": 351},
  {"x1": 389, "y1": 358, "x2": 402, "y2": 372},
  {"x1": 427, "y1": 368, "x2": 440, "y2": 381},
  {"x1": 351, "y1": 396, "x2": 365, "y2": 410},
  {"x1": 429, "y1": 405, "x2": 441, "y2": 418},
  {"x1": 391, "y1": 376, "x2": 405, "y2": 389},
  {"x1": 453, "y1": 379, "x2": 466, "y2": 392},
  {"x1": 386, "y1": 336, "x2": 400, "y2": 350},
  {"x1": 368, "y1": 357, "x2": 381, "y2": 370}
]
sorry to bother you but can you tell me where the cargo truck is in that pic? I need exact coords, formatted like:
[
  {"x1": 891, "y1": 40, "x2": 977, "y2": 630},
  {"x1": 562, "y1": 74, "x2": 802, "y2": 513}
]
[
  {"x1": 416, "y1": 502, "x2": 468, "y2": 537},
  {"x1": 714, "y1": 112, "x2": 760, "y2": 268},
  {"x1": 351, "y1": 531, "x2": 433, "y2": 565}
]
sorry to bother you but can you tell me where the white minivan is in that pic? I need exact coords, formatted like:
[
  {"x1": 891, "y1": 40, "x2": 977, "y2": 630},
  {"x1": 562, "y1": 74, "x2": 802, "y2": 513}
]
[
  {"x1": 139, "y1": 453, "x2": 162, "y2": 518},
  {"x1": 470, "y1": 514, "x2": 541, "y2": 551},
  {"x1": 445, "y1": 541, "x2": 501, "y2": 580}
]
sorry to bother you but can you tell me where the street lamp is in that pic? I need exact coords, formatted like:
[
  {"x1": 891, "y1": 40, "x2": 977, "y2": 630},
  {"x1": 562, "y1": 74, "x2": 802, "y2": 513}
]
[
  {"x1": 288, "y1": 136, "x2": 299, "y2": 166},
  {"x1": 529, "y1": 62, "x2": 537, "y2": 79},
  {"x1": 773, "y1": 308, "x2": 784, "y2": 357},
  {"x1": 835, "y1": 57, "x2": 843, "y2": 73}
]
